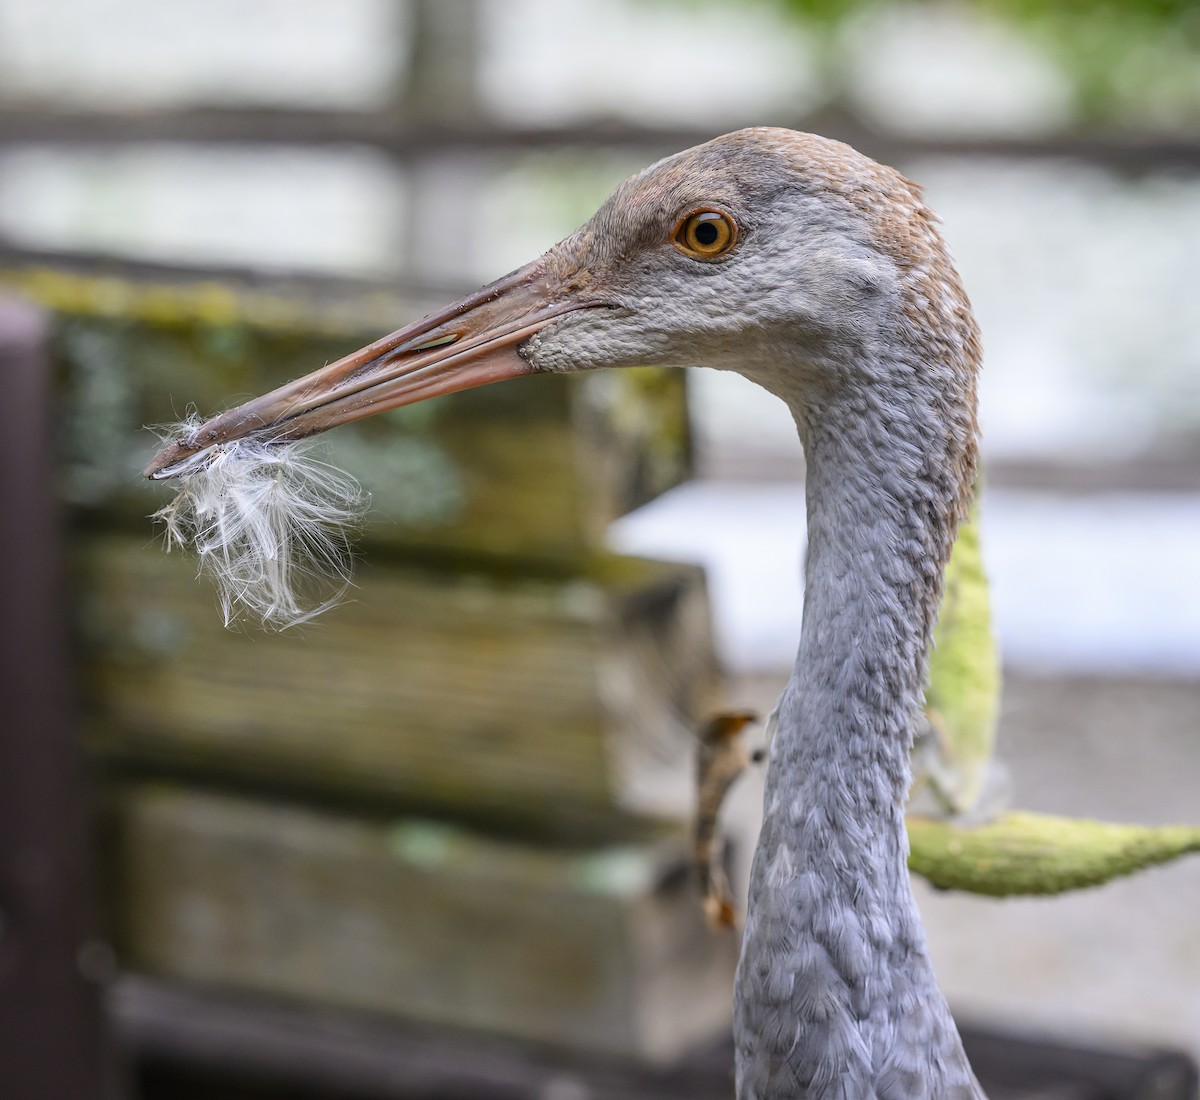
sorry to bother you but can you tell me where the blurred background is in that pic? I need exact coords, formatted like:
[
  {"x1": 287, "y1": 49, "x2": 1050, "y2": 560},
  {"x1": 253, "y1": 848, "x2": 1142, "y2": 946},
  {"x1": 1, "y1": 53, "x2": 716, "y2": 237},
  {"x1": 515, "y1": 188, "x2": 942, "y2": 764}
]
[{"x1": 0, "y1": 1, "x2": 1198, "y2": 1098}]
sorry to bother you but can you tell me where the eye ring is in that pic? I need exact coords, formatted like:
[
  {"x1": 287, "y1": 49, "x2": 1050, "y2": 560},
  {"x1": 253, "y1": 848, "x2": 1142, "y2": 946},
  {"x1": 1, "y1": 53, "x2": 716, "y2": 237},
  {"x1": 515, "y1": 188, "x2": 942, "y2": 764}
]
[{"x1": 674, "y1": 209, "x2": 737, "y2": 260}]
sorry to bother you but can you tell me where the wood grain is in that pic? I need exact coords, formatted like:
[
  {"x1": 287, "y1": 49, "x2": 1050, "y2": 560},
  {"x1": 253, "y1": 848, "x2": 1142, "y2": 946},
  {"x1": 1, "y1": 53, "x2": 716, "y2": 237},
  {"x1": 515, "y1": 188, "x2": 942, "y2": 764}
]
[
  {"x1": 79, "y1": 535, "x2": 718, "y2": 838},
  {"x1": 18, "y1": 263, "x2": 691, "y2": 556},
  {"x1": 109, "y1": 786, "x2": 739, "y2": 1063}
]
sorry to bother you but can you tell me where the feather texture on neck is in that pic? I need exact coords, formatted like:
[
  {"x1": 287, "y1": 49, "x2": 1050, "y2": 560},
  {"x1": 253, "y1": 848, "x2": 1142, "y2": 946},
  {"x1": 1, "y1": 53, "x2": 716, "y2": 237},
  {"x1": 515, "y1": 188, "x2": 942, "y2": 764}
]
[{"x1": 734, "y1": 215, "x2": 984, "y2": 1100}]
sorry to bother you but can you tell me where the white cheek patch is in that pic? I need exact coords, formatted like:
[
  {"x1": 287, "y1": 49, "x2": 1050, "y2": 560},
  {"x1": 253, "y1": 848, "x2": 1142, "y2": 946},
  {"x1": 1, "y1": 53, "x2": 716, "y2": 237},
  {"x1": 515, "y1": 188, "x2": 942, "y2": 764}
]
[{"x1": 150, "y1": 421, "x2": 367, "y2": 630}]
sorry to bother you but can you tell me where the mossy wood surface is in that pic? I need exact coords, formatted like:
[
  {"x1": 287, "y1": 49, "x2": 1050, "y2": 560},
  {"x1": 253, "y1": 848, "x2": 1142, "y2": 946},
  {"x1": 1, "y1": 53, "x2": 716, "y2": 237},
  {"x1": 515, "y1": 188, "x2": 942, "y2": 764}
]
[
  {"x1": 79, "y1": 534, "x2": 718, "y2": 838},
  {"x1": 9, "y1": 264, "x2": 691, "y2": 556},
  {"x1": 111, "y1": 785, "x2": 739, "y2": 1063}
]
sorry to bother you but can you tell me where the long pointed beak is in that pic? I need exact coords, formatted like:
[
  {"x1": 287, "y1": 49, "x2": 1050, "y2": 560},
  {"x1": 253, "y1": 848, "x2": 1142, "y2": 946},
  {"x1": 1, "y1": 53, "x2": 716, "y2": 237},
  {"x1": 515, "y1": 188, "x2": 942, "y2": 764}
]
[{"x1": 145, "y1": 259, "x2": 603, "y2": 479}]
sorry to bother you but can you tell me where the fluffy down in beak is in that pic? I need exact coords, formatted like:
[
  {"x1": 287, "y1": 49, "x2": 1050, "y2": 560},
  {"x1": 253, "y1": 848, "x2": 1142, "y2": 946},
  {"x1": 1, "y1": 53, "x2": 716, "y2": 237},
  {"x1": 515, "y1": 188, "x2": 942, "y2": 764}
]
[{"x1": 144, "y1": 252, "x2": 614, "y2": 628}]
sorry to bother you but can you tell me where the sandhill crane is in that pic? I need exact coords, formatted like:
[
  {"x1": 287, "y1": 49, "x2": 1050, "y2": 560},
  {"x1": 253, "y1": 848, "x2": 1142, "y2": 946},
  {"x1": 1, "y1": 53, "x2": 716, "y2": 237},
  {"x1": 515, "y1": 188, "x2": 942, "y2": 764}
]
[{"x1": 148, "y1": 128, "x2": 988, "y2": 1098}]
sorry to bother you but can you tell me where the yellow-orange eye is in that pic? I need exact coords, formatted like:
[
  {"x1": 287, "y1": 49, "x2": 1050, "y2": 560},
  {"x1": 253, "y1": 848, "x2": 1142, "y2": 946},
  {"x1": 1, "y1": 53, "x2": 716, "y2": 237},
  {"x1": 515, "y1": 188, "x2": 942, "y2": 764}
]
[{"x1": 674, "y1": 210, "x2": 737, "y2": 259}]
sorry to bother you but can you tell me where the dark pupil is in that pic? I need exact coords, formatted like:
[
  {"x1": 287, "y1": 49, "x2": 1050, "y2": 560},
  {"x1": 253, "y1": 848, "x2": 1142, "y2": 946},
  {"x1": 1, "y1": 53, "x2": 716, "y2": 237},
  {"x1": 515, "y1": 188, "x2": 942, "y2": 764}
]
[{"x1": 693, "y1": 219, "x2": 720, "y2": 246}]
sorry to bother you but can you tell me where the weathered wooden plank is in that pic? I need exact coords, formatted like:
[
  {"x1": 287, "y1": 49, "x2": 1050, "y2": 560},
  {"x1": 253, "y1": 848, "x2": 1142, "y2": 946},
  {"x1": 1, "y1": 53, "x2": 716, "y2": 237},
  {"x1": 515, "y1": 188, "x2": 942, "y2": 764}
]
[
  {"x1": 115, "y1": 974, "x2": 739, "y2": 1099},
  {"x1": 109, "y1": 786, "x2": 740, "y2": 1064},
  {"x1": 110, "y1": 976, "x2": 1200, "y2": 1100},
  {"x1": 3, "y1": 262, "x2": 691, "y2": 556},
  {"x1": 2, "y1": 105, "x2": 1198, "y2": 172},
  {"x1": 78, "y1": 534, "x2": 718, "y2": 837}
]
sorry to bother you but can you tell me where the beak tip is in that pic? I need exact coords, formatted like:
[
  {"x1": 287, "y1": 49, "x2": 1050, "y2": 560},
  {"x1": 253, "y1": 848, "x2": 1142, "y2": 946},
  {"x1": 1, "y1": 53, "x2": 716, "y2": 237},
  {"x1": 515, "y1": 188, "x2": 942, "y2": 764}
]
[{"x1": 144, "y1": 440, "x2": 190, "y2": 480}]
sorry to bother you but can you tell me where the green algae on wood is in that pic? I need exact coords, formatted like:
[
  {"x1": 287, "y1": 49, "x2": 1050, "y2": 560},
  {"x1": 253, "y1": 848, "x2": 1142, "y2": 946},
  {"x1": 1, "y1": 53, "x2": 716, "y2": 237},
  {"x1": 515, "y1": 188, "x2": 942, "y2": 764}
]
[
  {"x1": 79, "y1": 534, "x2": 718, "y2": 841},
  {"x1": 907, "y1": 810, "x2": 1200, "y2": 897},
  {"x1": 0, "y1": 264, "x2": 404, "y2": 338},
  {"x1": 111, "y1": 784, "x2": 738, "y2": 1062},
  {"x1": 7, "y1": 262, "x2": 691, "y2": 556}
]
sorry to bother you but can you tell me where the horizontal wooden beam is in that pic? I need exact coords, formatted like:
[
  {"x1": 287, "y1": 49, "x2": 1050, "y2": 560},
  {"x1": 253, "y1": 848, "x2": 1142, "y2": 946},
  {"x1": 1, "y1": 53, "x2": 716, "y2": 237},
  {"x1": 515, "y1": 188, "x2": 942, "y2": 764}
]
[
  {"x1": 2, "y1": 259, "x2": 693, "y2": 560},
  {"x1": 112, "y1": 975, "x2": 1199, "y2": 1100},
  {"x1": 82, "y1": 537, "x2": 716, "y2": 838},
  {"x1": 109, "y1": 787, "x2": 738, "y2": 1062},
  {"x1": 112, "y1": 975, "x2": 738, "y2": 1100},
  {"x1": 0, "y1": 241, "x2": 473, "y2": 305},
  {"x1": 1, "y1": 106, "x2": 1197, "y2": 172}
]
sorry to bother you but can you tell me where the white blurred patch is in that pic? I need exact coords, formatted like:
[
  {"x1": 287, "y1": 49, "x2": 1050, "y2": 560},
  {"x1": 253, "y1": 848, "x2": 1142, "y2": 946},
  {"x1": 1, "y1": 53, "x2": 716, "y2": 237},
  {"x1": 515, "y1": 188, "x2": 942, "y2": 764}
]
[
  {"x1": 152, "y1": 422, "x2": 367, "y2": 629},
  {"x1": 611, "y1": 482, "x2": 1200, "y2": 678}
]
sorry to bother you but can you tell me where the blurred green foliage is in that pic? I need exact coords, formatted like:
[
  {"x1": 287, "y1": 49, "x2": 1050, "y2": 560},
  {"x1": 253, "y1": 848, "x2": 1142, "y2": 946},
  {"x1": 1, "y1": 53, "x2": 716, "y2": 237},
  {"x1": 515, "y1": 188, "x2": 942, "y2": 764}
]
[{"x1": 759, "y1": 0, "x2": 1200, "y2": 123}]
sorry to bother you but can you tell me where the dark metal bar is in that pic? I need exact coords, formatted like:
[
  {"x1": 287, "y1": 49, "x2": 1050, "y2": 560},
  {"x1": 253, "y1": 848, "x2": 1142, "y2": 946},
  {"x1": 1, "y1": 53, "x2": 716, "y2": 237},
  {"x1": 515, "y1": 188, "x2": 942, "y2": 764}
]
[
  {"x1": 0, "y1": 106, "x2": 1198, "y2": 172},
  {"x1": 0, "y1": 297, "x2": 125, "y2": 1100}
]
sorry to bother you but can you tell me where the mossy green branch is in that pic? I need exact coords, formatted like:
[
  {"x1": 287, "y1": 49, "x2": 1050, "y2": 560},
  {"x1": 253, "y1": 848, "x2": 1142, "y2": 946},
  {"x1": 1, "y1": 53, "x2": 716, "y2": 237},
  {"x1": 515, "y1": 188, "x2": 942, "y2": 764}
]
[
  {"x1": 923, "y1": 502, "x2": 1001, "y2": 814},
  {"x1": 907, "y1": 811, "x2": 1200, "y2": 897}
]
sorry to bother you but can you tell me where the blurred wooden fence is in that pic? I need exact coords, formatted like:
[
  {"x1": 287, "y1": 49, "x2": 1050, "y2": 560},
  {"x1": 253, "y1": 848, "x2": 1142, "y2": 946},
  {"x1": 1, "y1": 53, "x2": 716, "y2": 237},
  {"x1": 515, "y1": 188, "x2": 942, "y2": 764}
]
[{"x1": 1, "y1": 2, "x2": 1198, "y2": 1098}]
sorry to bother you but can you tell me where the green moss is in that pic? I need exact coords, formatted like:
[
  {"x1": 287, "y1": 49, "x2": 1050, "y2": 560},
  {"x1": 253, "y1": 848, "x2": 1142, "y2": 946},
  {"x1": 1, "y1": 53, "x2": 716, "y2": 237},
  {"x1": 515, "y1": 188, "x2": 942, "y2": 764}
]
[
  {"x1": 385, "y1": 818, "x2": 664, "y2": 895},
  {"x1": 923, "y1": 501, "x2": 1003, "y2": 814},
  {"x1": 0, "y1": 265, "x2": 390, "y2": 338},
  {"x1": 606, "y1": 366, "x2": 693, "y2": 488},
  {"x1": 17, "y1": 264, "x2": 691, "y2": 558}
]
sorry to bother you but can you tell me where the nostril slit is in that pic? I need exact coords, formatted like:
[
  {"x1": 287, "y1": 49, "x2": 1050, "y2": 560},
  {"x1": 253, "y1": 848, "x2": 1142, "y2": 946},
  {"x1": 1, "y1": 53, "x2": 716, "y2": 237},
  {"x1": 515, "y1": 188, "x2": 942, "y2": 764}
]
[{"x1": 411, "y1": 332, "x2": 461, "y2": 352}]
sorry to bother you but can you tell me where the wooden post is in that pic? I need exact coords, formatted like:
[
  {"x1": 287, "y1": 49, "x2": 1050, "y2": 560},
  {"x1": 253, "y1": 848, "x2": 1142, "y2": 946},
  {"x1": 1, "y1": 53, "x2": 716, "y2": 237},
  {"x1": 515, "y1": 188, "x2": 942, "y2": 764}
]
[
  {"x1": 398, "y1": 0, "x2": 488, "y2": 285},
  {"x1": 0, "y1": 298, "x2": 124, "y2": 1099}
]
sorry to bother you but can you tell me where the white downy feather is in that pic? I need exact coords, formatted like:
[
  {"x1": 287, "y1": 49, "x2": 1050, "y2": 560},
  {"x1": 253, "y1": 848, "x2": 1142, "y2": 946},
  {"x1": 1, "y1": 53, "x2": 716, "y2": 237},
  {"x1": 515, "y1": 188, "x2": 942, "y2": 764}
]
[{"x1": 151, "y1": 422, "x2": 367, "y2": 629}]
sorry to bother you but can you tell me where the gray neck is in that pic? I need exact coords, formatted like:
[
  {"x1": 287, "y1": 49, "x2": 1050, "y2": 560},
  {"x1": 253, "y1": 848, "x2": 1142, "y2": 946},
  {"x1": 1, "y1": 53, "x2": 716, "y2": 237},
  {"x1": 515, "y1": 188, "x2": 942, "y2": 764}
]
[{"x1": 734, "y1": 363, "x2": 982, "y2": 1099}]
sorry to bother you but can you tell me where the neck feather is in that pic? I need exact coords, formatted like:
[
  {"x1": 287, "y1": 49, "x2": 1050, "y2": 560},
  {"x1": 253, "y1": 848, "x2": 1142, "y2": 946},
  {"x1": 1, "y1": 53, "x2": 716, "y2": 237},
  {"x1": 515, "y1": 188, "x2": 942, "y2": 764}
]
[{"x1": 734, "y1": 340, "x2": 981, "y2": 1098}]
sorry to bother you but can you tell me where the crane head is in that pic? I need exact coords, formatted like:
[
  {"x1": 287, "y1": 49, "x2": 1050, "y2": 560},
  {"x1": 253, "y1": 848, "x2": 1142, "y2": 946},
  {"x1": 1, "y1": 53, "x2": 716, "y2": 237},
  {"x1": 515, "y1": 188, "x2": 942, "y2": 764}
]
[{"x1": 145, "y1": 127, "x2": 956, "y2": 480}]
